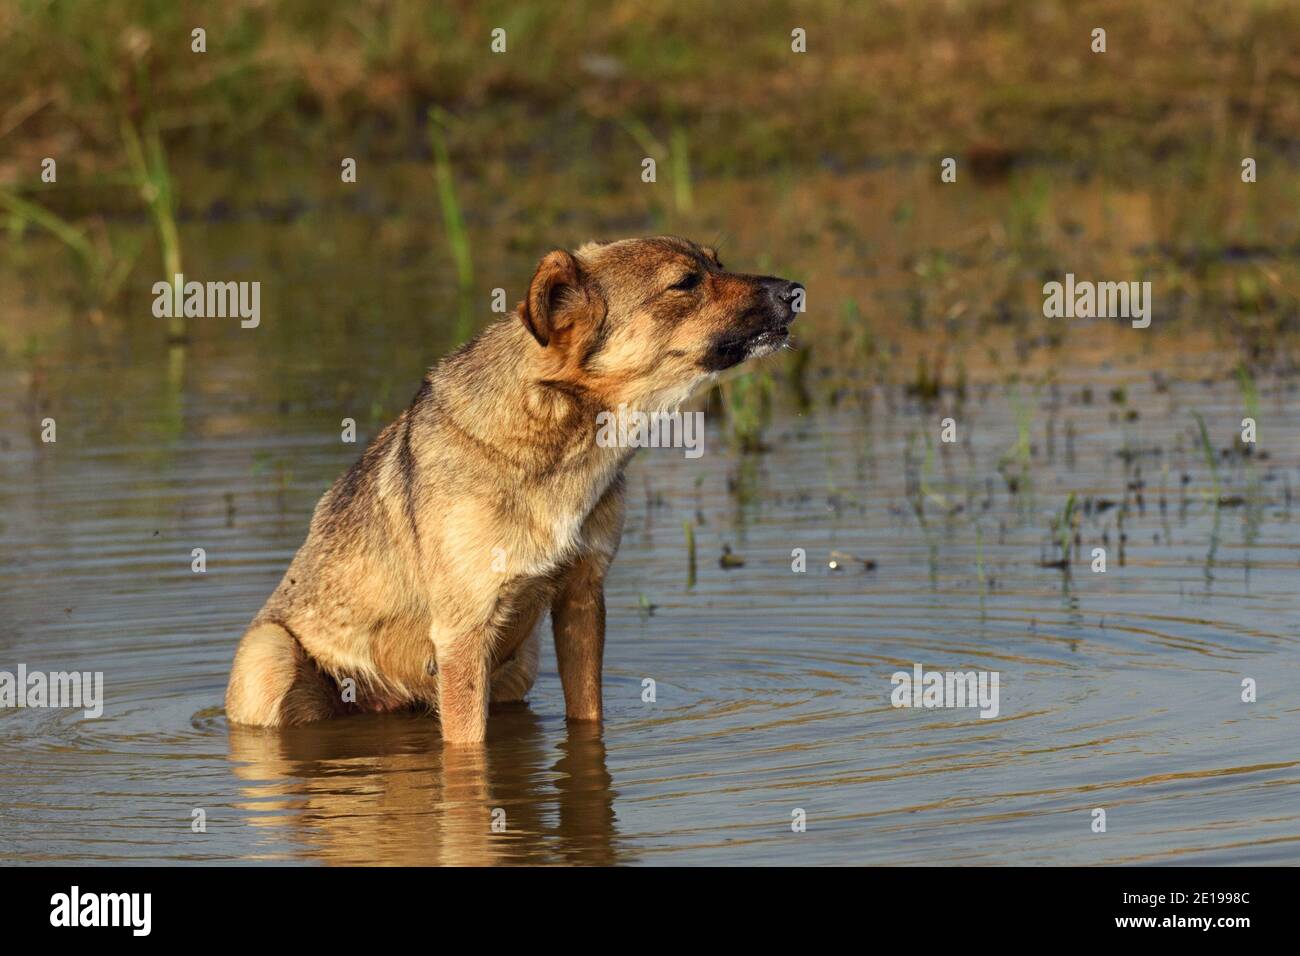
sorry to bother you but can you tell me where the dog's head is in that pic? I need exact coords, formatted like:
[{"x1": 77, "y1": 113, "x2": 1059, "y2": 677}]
[{"x1": 518, "y1": 236, "x2": 802, "y2": 409}]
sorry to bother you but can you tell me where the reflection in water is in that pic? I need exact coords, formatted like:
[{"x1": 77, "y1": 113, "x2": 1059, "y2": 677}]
[
  {"x1": 553, "y1": 722, "x2": 619, "y2": 865},
  {"x1": 227, "y1": 708, "x2": 621, "y2": 865}
]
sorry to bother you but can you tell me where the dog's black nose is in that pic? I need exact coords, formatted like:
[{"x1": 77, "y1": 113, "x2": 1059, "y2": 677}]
[{"x1": 764, "y1": 279, "x2": 803, "y2": 318}]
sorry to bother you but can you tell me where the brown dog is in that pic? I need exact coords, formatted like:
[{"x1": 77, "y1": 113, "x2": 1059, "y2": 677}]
[{"x1": 225, "y1": 236, "x2": 801, "y2": 743}]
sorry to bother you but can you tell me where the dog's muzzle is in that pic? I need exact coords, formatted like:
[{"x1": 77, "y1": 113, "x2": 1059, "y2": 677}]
[{"x1": 700, "y1": 277, "x2": 803, "y2": 371}]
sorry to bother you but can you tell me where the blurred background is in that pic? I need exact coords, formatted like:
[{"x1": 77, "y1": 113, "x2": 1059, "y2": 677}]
[
  {"x1": 3, "y1": 0, "x2": 1299, "y2": 376},
  {"x1": 1, "y1": 1, "x2": 1299, "y2": 865}
]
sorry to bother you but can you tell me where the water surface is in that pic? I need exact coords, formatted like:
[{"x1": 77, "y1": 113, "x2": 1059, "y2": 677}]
[{"x1": 2, "y1": 162, "x2": 1298, "y2": 865}]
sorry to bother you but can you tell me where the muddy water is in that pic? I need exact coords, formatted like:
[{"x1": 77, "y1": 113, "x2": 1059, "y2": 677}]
[{"x1": 2, "y1": 163, "x2": 1299, "y2": 864}]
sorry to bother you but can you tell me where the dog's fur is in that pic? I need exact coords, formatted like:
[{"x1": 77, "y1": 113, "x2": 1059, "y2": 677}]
[{"x1": 225, "y1": 236, "x2": 800, "y2": 743}]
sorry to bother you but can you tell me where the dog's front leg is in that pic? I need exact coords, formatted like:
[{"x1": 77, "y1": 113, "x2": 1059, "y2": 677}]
[
  {"x1": 552, "y1": 556, "x2": 607, "y2": 722},
  {"x1": 435, "y1": 629, "x2": 492, "y2": 745}
]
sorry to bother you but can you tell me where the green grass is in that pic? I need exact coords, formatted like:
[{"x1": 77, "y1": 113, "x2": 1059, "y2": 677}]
[
  {"x1": 1054, "y1": 492, "x2": 1077, "y2": 565},
  {"x1": 997, "y1": 387, "x2": 1034, "y2": 495},
  {"x1": 429, "y1": 107, "x2": 474, "y2": 342},
  {"x1": 120, "y1": 110, "x2": 183, "y2": 337},
  {"x1": 721, "y1": 370, "x2": 773, "y2": 454},
  {"x1": 1191, "y1": 410, "x2": 1221, "y2": 505},
  {"x1": 0, "y1": 188, "x2": 133, "y2": 303},
  {"x1": 5, "y1": 1, "x2": 1298, "y2": 180}
]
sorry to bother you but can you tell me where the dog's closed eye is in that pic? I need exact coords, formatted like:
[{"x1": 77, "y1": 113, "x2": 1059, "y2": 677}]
[{"x1": 668, "y1": 272, "x2": 702, "y2": 292}]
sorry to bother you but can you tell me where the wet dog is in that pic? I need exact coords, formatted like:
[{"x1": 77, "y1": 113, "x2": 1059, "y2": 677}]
[{"x1": 225, "y1": 236, "x2": 801, "y2": 743}]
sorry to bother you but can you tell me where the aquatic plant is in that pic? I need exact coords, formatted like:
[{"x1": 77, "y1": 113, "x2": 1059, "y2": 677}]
[
  {"x1": 996, "y1": 387, "x2": 1034, "y2": 496},
  {"x1": 721, "y1": 370, "x2": 773, "y2": 453},
  {"x1": 905, "y1": 353, "x2": 943, "y2": 404},
  {"x1": 0, "y1": 188, "x2": 134, "y2": 303},
  {"x1": 1040, "y1": 492, "x2": 1077, "y2": 570},
  {"x1": 119, "y1": 110, "x2": 183, "y2": 339},
  {"x1": 1236, "y1": 363, "x2": 1260, "y2": 428},
  {"x1": 1190, "y1": 411, "x2": 1221, "y2": 505},
  {"x1": 682, "y1": 518, "x2": 697, "y2": 589},
  {"x1": 616, "y1": 118, "x2": 693, "y2": 215},
  {"x1": 429, "y1": 107, "x2": 474, "y2": 341},
  {"x1": 919, "y1": 428, "x2": 953, "y2": 514}
]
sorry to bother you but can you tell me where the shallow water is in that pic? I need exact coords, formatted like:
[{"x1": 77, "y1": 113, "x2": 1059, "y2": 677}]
[
  {"x1": 3, "y1": 358, "x2": 1297, "y2": 864},
  {"x1": 2, "y1": 162, "x2": 1299, "y2": 865}
]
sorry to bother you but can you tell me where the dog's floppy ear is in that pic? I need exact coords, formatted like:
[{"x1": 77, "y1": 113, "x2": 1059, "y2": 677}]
[{"x1": 519, "y1": 249, "x2": 598, "y2": 348}]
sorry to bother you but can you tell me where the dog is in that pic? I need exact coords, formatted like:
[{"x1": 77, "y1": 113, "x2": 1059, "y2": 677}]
[{"x1": 225, "y1": 236, "x2": 802, "y2": 744}]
